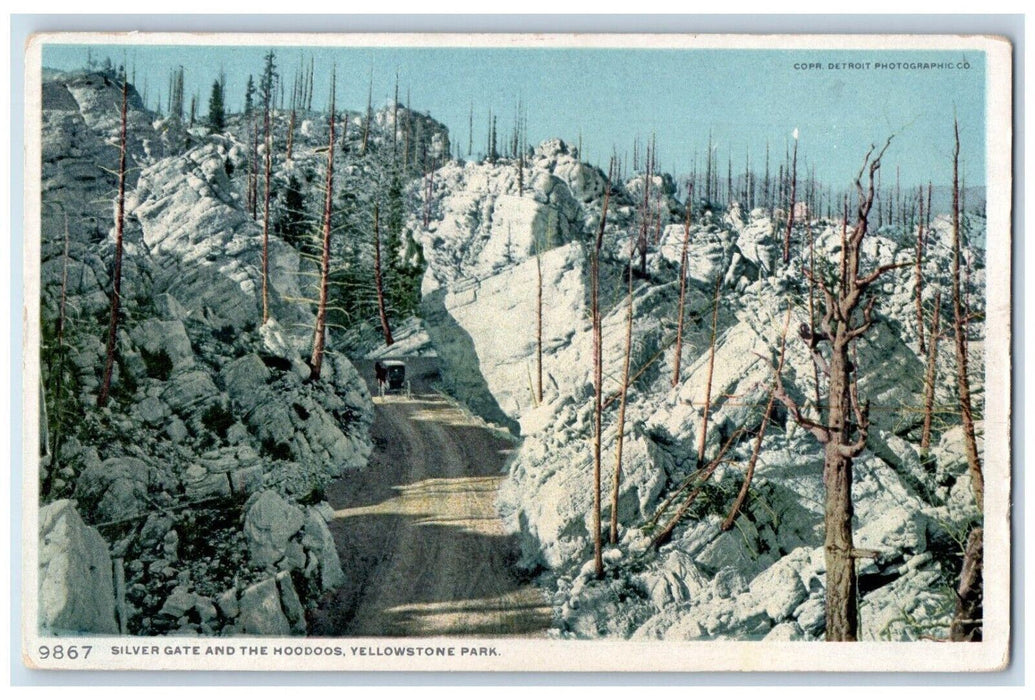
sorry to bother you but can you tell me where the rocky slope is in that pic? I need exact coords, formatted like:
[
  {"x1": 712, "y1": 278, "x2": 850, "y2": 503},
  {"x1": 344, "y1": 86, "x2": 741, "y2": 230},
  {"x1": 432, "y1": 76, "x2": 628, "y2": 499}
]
[
  {"x1": 38, "y1": 70, "x2": 376, "y2": 635},
  {"x1": 412, "y1": 138, "x2": 985, "y2": 641}
]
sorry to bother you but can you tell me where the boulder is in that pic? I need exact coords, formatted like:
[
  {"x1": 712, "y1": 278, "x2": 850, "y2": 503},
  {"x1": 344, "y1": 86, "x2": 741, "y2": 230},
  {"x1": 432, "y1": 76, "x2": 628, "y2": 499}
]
[
  {"x1": 301, "y1": 507, "x2": 345, "y2": 591},
  {"x1": 221, "y1": 354, "x2": 271, "y2": 407},
  {"x1": 38, "y1": 500, "x2": 118, "y2": 634},
  {"x1": 243, "y1": 490, "x2": 304, "y2": 568},
  {"x1": 746, "y1": 548, "x2": 811, "y2": 622},
  {"x1": 237, "y1": 578, "x2": 290, "y2": 635},
  {"x1": 276, "y1": 571, "x2": 307, "y2": 634},
  {"x1": 130, "y1": 319, "x2": 195, "y2": 373},
  {"x1": 75, "y1": 456, "x2": 150, "y2": 522},
  {"x1": 162, "y1": 369, "x2": 219, "y2": 414}
]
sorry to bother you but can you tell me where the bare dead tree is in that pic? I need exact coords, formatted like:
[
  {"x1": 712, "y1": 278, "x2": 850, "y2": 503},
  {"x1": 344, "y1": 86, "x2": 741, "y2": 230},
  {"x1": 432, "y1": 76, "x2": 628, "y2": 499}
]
[
  {"x1": 950, "y1": 116, "x2": 984, "y2": 513},
  {"x1": 696, "y1": 273, "x2": 723, "y2": 464},
  {"x1": 590, "y1": 160, "x2": 614, "y2": 579},
  {"x1": 286, "y1": 80, "x2": 297, "y2": 161},
  {"x1": 927, "y1": 181, "x2": 933, "y2": 244},
  {"x1": 309, "y1": 72, "x2": 336, "y2": 381},
  {"x1": 535, "y1": 236, "x2": 543, "y2": 405},
  {"x1": 249, "y1": 120, "x2": 259, "y2": 221},
  {"x1": 763, "y1": 140, "x2": 771, "y2": 211},
  {"x1": 672, "y1": 182, "x2": 694, "y2": 386},
  {"x1": 373, "y1": 203, "x2": 395, "y2": 347},
  {"x1": 915, "y1": 185, "x2": 927, "y2": 354},
  {"x1": 649, "y1": 426, "x2": 746, "y2": 550},
  {"x1": 610, "y1": 219, "x2": 638, "y2": 545},
  {"x1": 807, "y1": 213, "x2": 823, "y2": 411},
  {"x1": 97, "y1": 73, "x2": 129, "y2": 408},
  {"x1": 261, "y1": 100, "x2": 273, "y2": 324},
  {"x1": 392, "y1": 72, "x2": 399, "y2": 159},
  {"x1": 783, "y1": 131, "x2": 798, "y2": 264},
  {"x1": 773, "y1": 137, "x2": 902, "y2": 641},
  {"x1": 722, "y1": 303, "x2": 792, "y2": 531},
  {"x1": 422, "y1": 161, "x2": 436, "y2": 229},
  {"x1": 920, "y1": 290, "x2": 942, "y2": 451},
  {"x1": 949, "y1": 117, "x2": 984, "y2": 643},
  {"x1": 361, "y1": 69, "x2": 372, "y2": 156},
  {"x1": 950, "y1": 526, "x2": 983, "y2": 641},
  {"x1": 652, "y1": 193, "x2": 664, "y2": 246},
  {"x1": 635, "y1": 139, "x2": 654, "y2": 277},
  {"x1": 44, "y1": 213, "x2": 73, "y2": 493}
]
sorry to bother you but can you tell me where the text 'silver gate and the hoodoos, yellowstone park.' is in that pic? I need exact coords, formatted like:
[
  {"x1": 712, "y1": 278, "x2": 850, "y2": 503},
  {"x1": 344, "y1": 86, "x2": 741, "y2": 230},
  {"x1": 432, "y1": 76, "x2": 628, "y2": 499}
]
[{"x1": 22, "y1": 32, "x2": 1012, "y2": 672}]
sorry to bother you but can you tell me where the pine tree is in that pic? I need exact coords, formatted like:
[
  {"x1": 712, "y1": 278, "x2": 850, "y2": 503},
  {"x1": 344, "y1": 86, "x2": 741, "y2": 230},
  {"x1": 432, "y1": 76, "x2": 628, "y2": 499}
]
[
  {"x1": 672, "y1": 183, "x2": 693, "y2": 386},
  {"x1": 244, "y1": 75, "x2": 255, "y2": 116},
  {"x1": 206, "y1": 79, "x2": 225, "y2": 134},
  {"x1": 260, "y1": 51, "x2": 278, "y2": 119},
  {"x1": 277, "y1": 174, "x2": 308, "y2": 250}
]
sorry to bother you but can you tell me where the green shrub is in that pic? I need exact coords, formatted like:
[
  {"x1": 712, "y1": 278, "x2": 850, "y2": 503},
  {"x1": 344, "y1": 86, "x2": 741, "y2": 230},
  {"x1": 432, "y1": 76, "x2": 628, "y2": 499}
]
[
  {"x1": 140, "y1": 347, "x2": 173, "y2": 381},
  {"x1": 201, "y1": 403, "x2": 235, "y2": 440}
]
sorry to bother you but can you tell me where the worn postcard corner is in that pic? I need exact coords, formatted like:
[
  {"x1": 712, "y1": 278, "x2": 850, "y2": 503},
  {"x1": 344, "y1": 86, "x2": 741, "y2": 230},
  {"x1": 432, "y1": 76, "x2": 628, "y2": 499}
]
[{"x1": 22, "y1": 31, "x2": 1011, "y2": 673}]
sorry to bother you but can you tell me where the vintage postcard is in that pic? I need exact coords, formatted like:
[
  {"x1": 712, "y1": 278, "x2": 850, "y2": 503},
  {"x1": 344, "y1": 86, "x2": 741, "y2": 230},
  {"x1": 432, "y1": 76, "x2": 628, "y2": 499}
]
[{"x1": 22, "y1": 32, "x2": 1011, "y2": 672}]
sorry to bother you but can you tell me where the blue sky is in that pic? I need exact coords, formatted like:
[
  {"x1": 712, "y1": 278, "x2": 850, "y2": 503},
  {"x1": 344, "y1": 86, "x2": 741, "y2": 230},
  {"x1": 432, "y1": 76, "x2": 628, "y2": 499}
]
[{"x1": 43, "y1": 43, "x2": 987, "y2": 188}]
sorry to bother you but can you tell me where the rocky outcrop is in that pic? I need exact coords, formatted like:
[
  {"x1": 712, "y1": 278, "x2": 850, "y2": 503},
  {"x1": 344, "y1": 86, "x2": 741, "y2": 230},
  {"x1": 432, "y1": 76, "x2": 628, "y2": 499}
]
[
  {"x1": 38, "y1": 70, "x2": 375, "y2": 636},
  {"x1": 412, "y1": 135, "x2": 984, "y2": 641}
]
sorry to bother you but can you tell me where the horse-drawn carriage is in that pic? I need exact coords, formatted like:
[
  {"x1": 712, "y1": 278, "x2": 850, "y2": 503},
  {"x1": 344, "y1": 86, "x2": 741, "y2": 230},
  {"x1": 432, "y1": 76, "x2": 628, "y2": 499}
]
[{"x1": 374, "y1": 360, "x2": 406, "y2": 395}]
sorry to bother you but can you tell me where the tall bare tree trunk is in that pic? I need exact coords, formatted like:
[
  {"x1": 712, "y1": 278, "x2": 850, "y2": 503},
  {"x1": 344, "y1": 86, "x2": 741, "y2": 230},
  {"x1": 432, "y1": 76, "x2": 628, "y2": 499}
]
[
  {"x1": 373, "y1": 204, "x2": 394, "y2": 347},
  {"x1": 949, "y1": 117, "x2": 984, "y2": 643},
  {"x1": 261, "y1": 109, "x2": 272, "y2": 324},
  {"x1": 97, "y1": 75, "x2": 129, "y2": 408},
  {"x1": 915, "y1": 185, "x2": 927, "y2": 354},
  {"x1": 808, "y1": 215, "x2": 822, "y2": 410},
  {"x1": 696, "y1": 274, "x2": 722, "y2": 464},
  {"x1": 361, "y1": 71, "x2": 372, "y2": 156},
  {"x1": 822, "y1": 341, "x2": 860, "y2": 641},
  {"x1": 950, "y1": 527, "x2": 983, "y2": 641},
  {"x1": 535, "y1": 238, "x2": 543, "y2": 405},
  {"x1": 775, "y1": 139, "x2": 901, "y2": 641},
  {"x1": 251, "y1": 120, "x2": 260, "y2": 221},
  {"x1": 920, "y1": 291, "x2": 941, "y2": 451},
  {"x1": 636, "y1": 142, "x2": 653, "y2": 277},
  {"x1": 783, "y1": 134, "x2": 798, "y2": 264},
  {"x1": 45, "y1": 215, "x2": 72, "y2": 493},
  {"x1": 672, "y1": 183, "x2": 693, "y2": 386},
  {"x1": 950, "y1": 117, "x2": 984, "y2": 513},
  {"x1": 590, "y1": 162, "x2": 613, "y2": 579},
  {"x1": 286, "y1": 108, "x2": 296, "y2": 160},
  {"x1": 309, "y1": 76, "x2": 336, "y2": 380},
  {"x1": 392, "y1": 74, "x2": 399, "y2": 159},
  {"x1": 610, "y1": 229, "x2": 636, "y2": 544}
]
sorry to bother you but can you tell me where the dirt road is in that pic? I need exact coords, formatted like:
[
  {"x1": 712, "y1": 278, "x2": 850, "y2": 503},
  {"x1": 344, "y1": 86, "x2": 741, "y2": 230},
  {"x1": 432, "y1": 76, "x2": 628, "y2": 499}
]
[{"x1": 309, "y1": 359, "x2": 552, "y2": 637}]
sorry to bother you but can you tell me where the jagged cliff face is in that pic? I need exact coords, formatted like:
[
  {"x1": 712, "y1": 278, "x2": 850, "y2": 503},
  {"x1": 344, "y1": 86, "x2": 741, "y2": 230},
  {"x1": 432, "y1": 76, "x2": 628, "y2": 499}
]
[
  {"x1": 38, "y1": 71, "x2": 374, "y2": 636},
  {"x1": 411, "y1": 137, "x2": 985, "y2": 641}
]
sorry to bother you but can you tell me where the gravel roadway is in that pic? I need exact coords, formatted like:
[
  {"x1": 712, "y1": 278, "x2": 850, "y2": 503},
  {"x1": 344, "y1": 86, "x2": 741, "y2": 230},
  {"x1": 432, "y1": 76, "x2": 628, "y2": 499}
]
[{"x1": 309, "y1": 358, "x2": 552, "y2": 637}]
